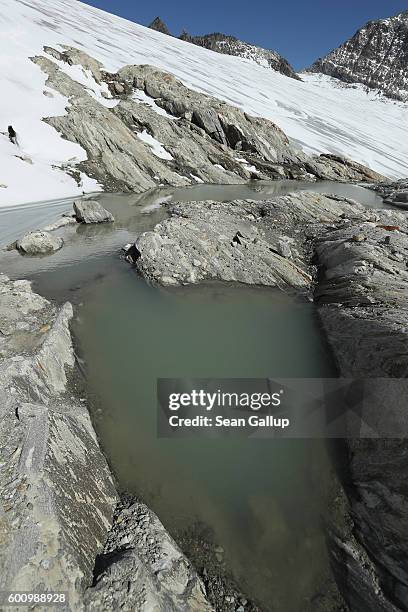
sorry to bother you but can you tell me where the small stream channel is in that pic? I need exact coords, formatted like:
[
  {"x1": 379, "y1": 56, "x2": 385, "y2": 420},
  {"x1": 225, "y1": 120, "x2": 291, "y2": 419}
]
[{"x1": 0, "y1": 181, "x2": 386, "y2": 610}]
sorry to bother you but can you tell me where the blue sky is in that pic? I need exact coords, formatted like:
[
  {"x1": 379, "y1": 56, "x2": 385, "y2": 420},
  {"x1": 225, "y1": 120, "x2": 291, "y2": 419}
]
[{"x1": 81, "y1": 1, "x2": 408, "y2": 69}]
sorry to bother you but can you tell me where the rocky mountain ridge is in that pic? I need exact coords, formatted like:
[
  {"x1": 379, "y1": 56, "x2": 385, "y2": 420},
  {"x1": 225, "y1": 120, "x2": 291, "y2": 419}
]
[
  {"x1": 307, "y1": 11, "x2": 408, "y2": 101},
  {"x1": 148, "y1": 17, "x2": 300, "y2": 80}
]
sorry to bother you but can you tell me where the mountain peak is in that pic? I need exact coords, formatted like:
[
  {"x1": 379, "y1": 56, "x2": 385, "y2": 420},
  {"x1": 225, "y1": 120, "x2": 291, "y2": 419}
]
[
  {"x1": 179, "y1": 31, "x2": 300, "y2": 80},
  {"x1": 308, "y1": 11, "x2": 408, "y2": 101},
  {"x1": 148, "y1": 17, "x2": 171, "y2": 36}
]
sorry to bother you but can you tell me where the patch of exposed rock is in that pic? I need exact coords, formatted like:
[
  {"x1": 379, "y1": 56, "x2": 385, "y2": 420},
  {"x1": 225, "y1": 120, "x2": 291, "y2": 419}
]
[
  {"x1": 314, "y1": 212, "x2": 408, "y2": 611},
  {"x1": 133, "y1": 192, "x2": 371, "y2": 288},
  {"x1": 306, "y1": 154, "x2": 387, "y2": 184},
  {"x1": 85, "y1": 500, "x2": 213, "y2": 611},
  {"x1": 16, "y1": 230, "x2": 63, "y2": 255},
  {"x1": 148, "y1": 17, "x2": 171, "y2": 36},
  {"x1": 0, "y1": 274, "x2": 117, "y2": 608},
  {"x1": 371, "y1": 179, "x2": 408, "y2": 209},
  {"x1": 74, "y1": 200, "x2": 114, "y2": 224},
  {"x1": 31, "y1": 47, "x2": 387, "y2": 194}
]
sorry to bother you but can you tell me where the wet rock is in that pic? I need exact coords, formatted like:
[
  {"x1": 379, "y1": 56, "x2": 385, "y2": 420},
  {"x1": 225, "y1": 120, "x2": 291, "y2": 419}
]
[
  {"x1": 73, "y1": 200, "x2": 114, "y2": 224},
  {"x1": 16, "y1": 230, "x2": 63, "y2": 255},
  {"x1": 42, "y1": 216, "x2": 77, "y2": 231},
  {"x1": 124, "y1": 243, "x2": 141, "y2": 263}
]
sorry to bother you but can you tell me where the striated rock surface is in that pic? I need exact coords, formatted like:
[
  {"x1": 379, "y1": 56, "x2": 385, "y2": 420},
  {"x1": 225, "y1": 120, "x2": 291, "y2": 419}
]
[
  {"x1": 134, "y1": 192, "x2": 369, "y2": 288},
  {"x1": 0, "y1": 274, "x2": 117, "y2": 609},
  {"x1": 16, "y1": 230, "x2": 63, "y2": 255},
  {"x1": 111, "y1": 64, "x2": 309, "y2": 178},
  {"x1": 373, "y1": 179, "x2": 408, "y2": 209},
  {"x1": 85, "y1": 501, "x2": 213, "y2": 611},
  {"x1": 306, "y1": 154, "x2": 387, "y2": 184},
  {"x1": 308, "y1": 11, "x2": 408, "y2": 102},
  {"x1": 30, "y1": 47, "x2": 387, "y2": 195},
  {"x1": 314, "y1": 211, "x2": 408, "y2": 611},
  {"x1": 74, "y1": 200, "x2": 114, "y2": 224}
]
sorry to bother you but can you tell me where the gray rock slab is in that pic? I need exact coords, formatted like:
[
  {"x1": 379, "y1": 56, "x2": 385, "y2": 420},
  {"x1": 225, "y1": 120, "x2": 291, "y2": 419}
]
[{"x1": 73, "y1": 200, "x2": 114, "y2": 224}]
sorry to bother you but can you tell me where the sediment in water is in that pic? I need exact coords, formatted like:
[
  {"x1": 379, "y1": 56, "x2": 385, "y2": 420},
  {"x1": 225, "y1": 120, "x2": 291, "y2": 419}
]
[{"x1": 1, "y1": 186, "x2": 407, "y2": 610}]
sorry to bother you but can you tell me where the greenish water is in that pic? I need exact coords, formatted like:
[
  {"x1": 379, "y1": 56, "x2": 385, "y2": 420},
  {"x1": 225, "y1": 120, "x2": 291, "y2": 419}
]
[
  {"x1": 74, "y1": 272, "x2": 335, "y2": 611},
  {"x1": 0, "y1": 181, "x2": 385, "y2": 610}
]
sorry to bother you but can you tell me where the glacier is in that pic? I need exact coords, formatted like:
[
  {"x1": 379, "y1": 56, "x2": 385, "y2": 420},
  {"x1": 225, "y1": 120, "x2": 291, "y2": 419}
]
[{"x1": 0, "y1": 0, "x2": 407, "y2": 206}]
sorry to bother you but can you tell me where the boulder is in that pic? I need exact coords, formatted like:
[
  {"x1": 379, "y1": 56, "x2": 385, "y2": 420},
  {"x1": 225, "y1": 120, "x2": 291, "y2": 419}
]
[
  {"x1": 133, "y1": 192, "x2": 361, "y2": 288},
  {"x1": 74, "y1": 200, "x2": 114, "y2": 224},
  {"x1": 85, "y1": 501, "x2": 213, "y2": 611},
  {"x1": 16, "y1": 230, "x2": 63, "y2": 255},
  {"x1": 393, "y1": 191, "x2": 408, "y2": 203},
  {"x1": 113, "y1": 82, "x2": 125, "y2": 95}
]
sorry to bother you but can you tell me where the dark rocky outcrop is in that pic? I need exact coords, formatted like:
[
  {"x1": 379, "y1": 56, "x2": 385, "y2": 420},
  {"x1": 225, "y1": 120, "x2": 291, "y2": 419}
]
[
  {"x1": 147, "y1": 17, "x2": 299, "y2": 80},
  {"x1": 373, "y1": 180, "x2": 408, "y2": 209},
  {"x1": 307, "y1": 11, "x2": 408, "y2": 102},
  {"x1": 148, "y1": 16, "x2": 171, "y2": 36},
  {"x1": 179, "y1": 31, "x2": 301, "y2": 81},
  {"x1": 315, "y1": 217, "x2": 408, "y2": 611}
]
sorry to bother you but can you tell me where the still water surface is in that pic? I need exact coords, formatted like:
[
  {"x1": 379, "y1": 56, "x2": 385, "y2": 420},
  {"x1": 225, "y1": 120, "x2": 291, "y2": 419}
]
[{"x1": 0, "y1": 181, "x2": 385, "y2": 610}]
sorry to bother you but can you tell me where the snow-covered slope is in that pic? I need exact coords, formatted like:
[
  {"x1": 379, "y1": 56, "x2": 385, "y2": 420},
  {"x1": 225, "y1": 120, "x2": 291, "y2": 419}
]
[{"x1": 0, "y1": 0, "x2": 407, "y2": 206}]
